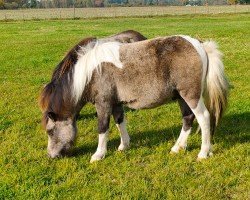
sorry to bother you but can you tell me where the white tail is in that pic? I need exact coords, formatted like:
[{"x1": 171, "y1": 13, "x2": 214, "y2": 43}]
[{"x1": 202, "y1": 41, "x2": 229, "y2": 133}]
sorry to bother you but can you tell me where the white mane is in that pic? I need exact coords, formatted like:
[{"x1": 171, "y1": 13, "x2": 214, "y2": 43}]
[{"x1": 72, "y1": 41, "x2": 123, "y2": 103}]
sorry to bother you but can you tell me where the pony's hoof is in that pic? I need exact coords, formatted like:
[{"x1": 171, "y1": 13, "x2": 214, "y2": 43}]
[
  {"x1": 197, "y1": 157, "x2": 207, "y2": 162},
  {"x1": 170, "y1": 145, "x2": 186, "y2": 154},
  {"x1": 90, "y1": 153, "x2": 105, "y2": 163},
  {"x1": 208, "y1": 152, "x2": 213, "y2": 157},
  {"x1": 170, "y1": 145, "x2": 179, "y2": 154},
  {"x1": 197, "y1": 151, "x2": 213, "y2": 161},
  {"x1": 118, "y1": 143, "x2": 129, "y2": 151},
  {"x1": 170, "y1": 150, "x2": 177, "y2": 155}
]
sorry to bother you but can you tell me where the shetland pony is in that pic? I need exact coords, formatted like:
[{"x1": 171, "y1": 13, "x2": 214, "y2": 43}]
[{"x1": 39, "y1": 33, "x2": 229, "y2": 162}]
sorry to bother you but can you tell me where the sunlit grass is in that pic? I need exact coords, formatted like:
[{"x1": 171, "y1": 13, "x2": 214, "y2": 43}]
[{"x1": 0, "y1": 13, "x2": 249, "y2": 199}]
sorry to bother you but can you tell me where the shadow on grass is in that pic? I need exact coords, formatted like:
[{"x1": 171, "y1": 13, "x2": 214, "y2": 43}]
[
  {"x1": 71, "y1": 112, "x2": 250, "y2": 157},
  {"x1": 215, "y1": 112, "x2": 250, "y2": 146},
  {"x1": 77, "y1": 107, "x2": 137, "y2": 121},
  {"x1": 77, "y1": 112, "x2": 97, "y2": 120},
  {"x1": 70, "y1": 125, "x2": 182, "y2": 158}
]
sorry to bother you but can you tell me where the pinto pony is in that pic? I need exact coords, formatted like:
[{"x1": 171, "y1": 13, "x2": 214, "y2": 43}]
[{"x1": 39, "y1": 33, "x2": 229, "y2": 162}]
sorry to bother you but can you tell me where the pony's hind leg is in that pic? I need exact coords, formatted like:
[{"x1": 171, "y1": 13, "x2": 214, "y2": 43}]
[
  {"x1": 171, "y1": 97, "x2": 195, "y2": 153},
  {"x1": 190, "y1": 98, "x2": 212, "y2": 160},
  {"x1": 112, "y1": 104, "x2": 130, "y2": 151}
]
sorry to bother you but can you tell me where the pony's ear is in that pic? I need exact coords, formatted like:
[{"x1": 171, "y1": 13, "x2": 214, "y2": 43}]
[
  {"x1": 46, "y1": 113, "x2": 56, "y2": 132},
  {"x1": 47, "y1": 112, "x2": 57, "y2": 122}
]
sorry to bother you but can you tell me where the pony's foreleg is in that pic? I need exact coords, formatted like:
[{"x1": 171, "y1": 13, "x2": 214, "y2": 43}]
[
  {"x1": 171, "y1": 98, "x2": 195, "y2": 153},
  {"x1": 191, "y1": 98, "x2": 212, "y2": 160},
  {"x1": 112, "y1": 105, "x2": 130, "y2": 151},
  {"x1": 90, "y1": 104, "x2": 111, "y2": 163},
  {"x1": 116, "y1": 119, "x2": 130, "y2": 151}
]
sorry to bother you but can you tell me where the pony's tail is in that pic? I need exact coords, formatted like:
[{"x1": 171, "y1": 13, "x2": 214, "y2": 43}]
[{"x1": 202, "y1": 41, "x2": 229, "y2": 134}]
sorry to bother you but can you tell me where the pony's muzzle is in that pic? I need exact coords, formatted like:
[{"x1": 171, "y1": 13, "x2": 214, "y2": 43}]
[
  {"x1": 47, "y1": 143, "x2": 73, "y2": 158},
  {"x1": 47, "y1": 151, "x2": 62, "y2": 158}
]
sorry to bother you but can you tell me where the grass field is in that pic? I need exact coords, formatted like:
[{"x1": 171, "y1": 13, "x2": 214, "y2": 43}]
[
  {"x1": 0, "y1": 13, "x2": 250, "y2": 199},
  {"x1": 0, "y1": 5, "x2": 250, "y2": 20}
]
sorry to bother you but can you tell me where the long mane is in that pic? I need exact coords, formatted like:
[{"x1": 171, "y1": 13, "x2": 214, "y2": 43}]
[
  {"x1": 51, "y1": 37, "x2": 97, "y2": 80},
  {"x1": 39, "y1": 37, "x2": 97, "y2": 120},
  {"x1": 72, "y1": 41, "x2": 123, "y2": 103}
]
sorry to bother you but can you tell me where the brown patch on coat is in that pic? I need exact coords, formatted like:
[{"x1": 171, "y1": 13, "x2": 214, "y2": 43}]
[
  {"x1": 106, "y1": 30, "x2": 147, "y2": 43},
  {"x1": 154, "y1": 36, "x2": 202, "y2": 108}
]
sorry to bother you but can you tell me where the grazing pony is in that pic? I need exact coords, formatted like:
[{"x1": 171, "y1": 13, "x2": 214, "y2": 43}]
[{"x1": 40, "y1": 33, "x2": 229, "y2": 162}]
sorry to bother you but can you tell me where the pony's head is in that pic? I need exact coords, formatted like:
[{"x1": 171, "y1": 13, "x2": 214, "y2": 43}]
[
  {"x1": 43, "y1": 111, "x2": 77, "y2": 158},
  {"x1": 39, "y1": 37, "x2": 97, "y2": 158},
  {"x1": 39, "y1": 82, "x2": 77, "y2": 158}
]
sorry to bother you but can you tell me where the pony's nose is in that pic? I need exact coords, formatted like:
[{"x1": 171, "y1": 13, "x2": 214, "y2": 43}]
[{"x1": 47, "y1": 152, "x2": 62, "y2": 159}]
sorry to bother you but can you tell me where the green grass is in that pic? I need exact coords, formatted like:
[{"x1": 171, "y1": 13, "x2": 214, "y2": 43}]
[{"x1": 0, "y1": 14, "x2": 249, "y2": 199}]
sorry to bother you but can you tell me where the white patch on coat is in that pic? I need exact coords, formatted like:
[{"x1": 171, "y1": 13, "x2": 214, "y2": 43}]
[
  {"x1": 116, "y1": 119, "x2": 130, "y2": 151},
  {"x1": 72, "y1": 41, "x2": 123, "y2": 103},
  {"x1": 90, "y1": 131, "x2": 109, "y2": 163},
  {"x1": 180, "y1": 35, "x2": 208, "y2": 91}
]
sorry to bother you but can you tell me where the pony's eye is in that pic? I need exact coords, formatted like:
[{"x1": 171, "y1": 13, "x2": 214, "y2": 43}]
[{"x1": 47, "y1": 129, "x2": 54, "y2": 136}]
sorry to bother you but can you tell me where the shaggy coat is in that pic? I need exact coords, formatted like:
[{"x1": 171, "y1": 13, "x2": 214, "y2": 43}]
[{"x1": 40, "y1": 33, "x2": 228, "y2": 161}]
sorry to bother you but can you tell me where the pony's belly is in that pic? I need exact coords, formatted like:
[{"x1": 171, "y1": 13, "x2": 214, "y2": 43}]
[
  {"x1": 116, "y1": 74, "x2": 174, "y2": 109},
  {"x1": 126, "y1": 99, "x2": 170, "y2": 110},
  {"x1": 121, "y1": 90, "x2": 173, "y2": 110}
]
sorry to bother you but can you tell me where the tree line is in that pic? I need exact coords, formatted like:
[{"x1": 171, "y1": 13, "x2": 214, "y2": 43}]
[{"x1": 0, "y1": 0, "x2": 249, "y2": 9}]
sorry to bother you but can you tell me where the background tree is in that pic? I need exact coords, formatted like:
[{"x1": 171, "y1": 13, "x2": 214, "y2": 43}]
[
  {"x1": 227, "y1": 0, "x2": 237, "y2": 4},
  {"x1": 180, "y1": 0, "x2": 188, "y2": 5},
  {"x1": 0, "y1": 0, "x2": 249, "y2": 9},
  {"x1": 0, "y1": 0, "x2": 4, "y2": 8},
  {"x1": 29, "y1": 0, "x2": 37, "y2": 7}
]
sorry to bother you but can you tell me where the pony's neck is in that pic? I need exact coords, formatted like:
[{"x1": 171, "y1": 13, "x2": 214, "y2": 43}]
[{"x1": 71, "y1": 41, "x2": 123, "y2": 103}]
